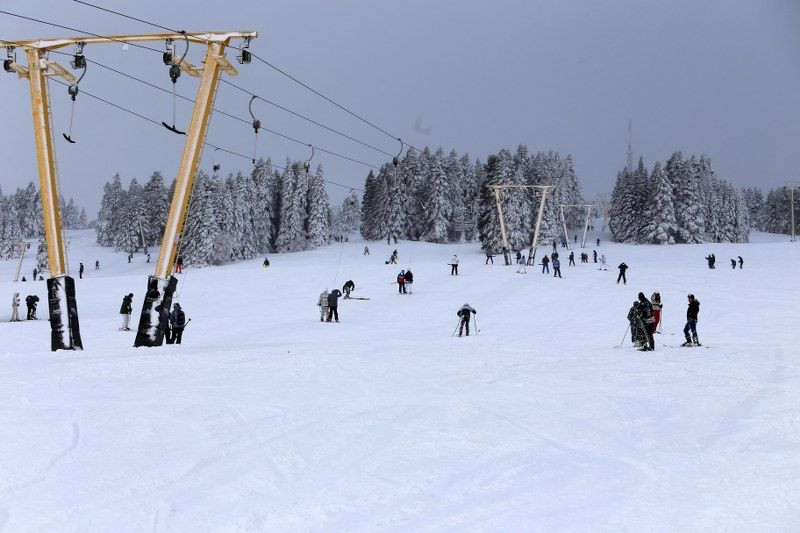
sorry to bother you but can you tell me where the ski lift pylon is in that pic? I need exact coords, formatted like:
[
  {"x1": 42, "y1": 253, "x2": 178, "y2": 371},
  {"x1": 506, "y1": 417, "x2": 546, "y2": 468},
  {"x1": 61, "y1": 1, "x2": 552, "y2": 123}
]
[{"x1": 161, "y1": 32, "x2": 189, "y2": 135}]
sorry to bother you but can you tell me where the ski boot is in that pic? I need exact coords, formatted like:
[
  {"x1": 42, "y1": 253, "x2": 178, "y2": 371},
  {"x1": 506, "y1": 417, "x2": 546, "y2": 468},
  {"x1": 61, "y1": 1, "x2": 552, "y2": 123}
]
[
  {"x1": 692, "y1": 334, "x2": 701, "y2": 347},
  {"x1": 681, "y1": 335, "x2": 693, "y2": 347}
]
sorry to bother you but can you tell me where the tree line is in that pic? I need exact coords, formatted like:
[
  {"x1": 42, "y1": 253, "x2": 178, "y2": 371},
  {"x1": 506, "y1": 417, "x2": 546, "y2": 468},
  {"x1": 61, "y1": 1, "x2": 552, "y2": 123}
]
[
  {"x1": 609, "y1": 152, "x2": 751, "y2": 244},
  {"x1": 359, "y1": 145, "x2": 585, "y2": 253},
  {"x1": 740, "y1": 186, "x2": 800, "y2": 235},
  {"x1": 0, "y1": 182, "x2": 88, "y2": 260}
]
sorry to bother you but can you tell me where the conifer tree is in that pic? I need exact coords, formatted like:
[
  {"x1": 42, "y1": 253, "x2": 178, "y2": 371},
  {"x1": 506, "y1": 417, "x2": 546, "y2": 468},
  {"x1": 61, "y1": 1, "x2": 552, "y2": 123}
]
[
  {"x1": 422, "y1": 150, "x2": 450, "y2": 243},
  {"x1": 643, "y1": 161, "x2": 677, "y2": 244},
  {"x1": 305, "y1": 164, "x2": 331, "y2": 247}
]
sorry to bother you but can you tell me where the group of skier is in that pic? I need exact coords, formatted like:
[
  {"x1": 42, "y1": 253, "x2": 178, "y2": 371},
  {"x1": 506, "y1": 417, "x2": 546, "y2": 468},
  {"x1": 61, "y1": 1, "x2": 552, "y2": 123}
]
[
  {"x1": 118, "y1": 293, "x2": 188, "y2": 343},
  {"x1": 9, "y1": 293, "x2": 38, "y2": 321},
  {"x1": 626, "y1": 291, "x2": 701, "y2": 350}
]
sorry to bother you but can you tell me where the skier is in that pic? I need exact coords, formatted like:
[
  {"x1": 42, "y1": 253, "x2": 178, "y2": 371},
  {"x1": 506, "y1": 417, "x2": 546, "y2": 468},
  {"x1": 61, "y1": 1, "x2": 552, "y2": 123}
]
[
  {"x1": 600, "y1": 254, "x2": 608, "y2": 270},
  {"x1": 11, "y1": 292, "x2": 20, "y2": 322},
  {"x1": 156, "y1": 303, "x2": 171, "y2": 344},
  {"x1": 515, "y1": 251, "x2": 522, "y2": 264},
  {"x1": 21, "y1": 276, "x2": 26, "y2": 282},
  {"x1": 317, "y1": 288, "x2": 330, "y2": 322},
  {"x1": 738, "y1": 256, "x2": 743, "y2": 269},
  {"x1": 363, "y1": 246, "x2": 370, "y2": 255},
  {"x1": 327, "y1": 289, "x2": 342, "y2": 322},
  {"x1": 596, "y1": 238, "x2": 600, "y2": 246},
  {"x1": 456, "y1": 303, "x2": 477, "y2": 337},
  {"x1": 127, "y1": 253, "x2": 132, "y2": 264},
  {"x1": 25, "y1": 295, "x2": 39, "y2": 320},
  {"x1": 33, "y1": 268, "x2": 37, "y2": 281},
  {"x1": 516, "y1": 258, "x2": 527, "y2": 274},
  {"x1": 541, "y1": 254, "x2": 550, "y2": 274},
  {"x1": 593, "y1": 250, "x2": 597, "y2": 263},
  {"x1": 705, "y1": 254, "x2": 715, "y2": 269},
  {"x1": 485, "y1": 251, "x2": 494, "y2": 265},
  {"x1": 651, "y1": 292, "x2": 663, "y2": 332},
  {"x1": 95, "y1": 260, "x2": 100, "y2": 270},
  {"x1": 263, "y1": 257, "x2": 270, "y2": 267},
  {"x1": 551, "y1": 240, "x2": 557, "y2": 253},
  {"x1": 119, "y1": 293, "x2": 133, "y2": 331},
  {"x1": 637, "y1": 292, "x2": 655, "y2": 351},
  {"x1": 79, "y1": 262, "x2": 84, "y2": 279},
  {"x1": 397, "y1": 270, "x2": 407, "y2": 294},
  {"x1": 450, "y1": 255, "x2": 459, "y2": 275},
  {"x1": 175, "y1": 256, "x2": 184, "y2": 273},
  {"x1": 730, "y1": 258, "x2": 736, "y2": 269},
  {"x1": 169, "y1": 303, "x2": 186, "y2": 344},
  {"x1": 627, "y1": 301, "x2": 646, "y2": 349},
  {"x1": 342, "y1": 280, "x2": 355, "y2": 299},
  {"x1": 388, "y1": 251, "x2": 398, "y2": 265},
  {"x1": 146, "y1": 253, "x2": 151, "y2": 263},
  {"x1": 617, "y1": 262, "x2": 628, "y2": 284},
  {"x1": 568, "y1": 251, "x2": 575, "y2": 266},
  {"x1": 552, "y1": 257, "x2": 562, "y2": 278},
  {"x1": 404, "y1": 268, "x2": 414, "y2": 293},
  {"x1": 681, "y1": 294, "x2": 701, "y2": 347}
]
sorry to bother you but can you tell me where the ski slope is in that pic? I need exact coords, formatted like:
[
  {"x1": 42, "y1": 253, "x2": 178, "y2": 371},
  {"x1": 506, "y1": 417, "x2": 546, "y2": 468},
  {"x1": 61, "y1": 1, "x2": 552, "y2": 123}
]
[{"x1": 1, "y1": 228, "x2": 799, "y2": 531}]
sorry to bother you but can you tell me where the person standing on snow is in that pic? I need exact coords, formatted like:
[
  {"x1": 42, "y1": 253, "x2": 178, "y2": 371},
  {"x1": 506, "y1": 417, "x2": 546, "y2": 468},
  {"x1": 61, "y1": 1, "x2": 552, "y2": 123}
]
[
  {"x1": 450, "y1": 255, "x2": 459, "y2": 275},
  {"x1": 397, "y1": 270, "x2": 407, "y2": 294},
  {"x1": 738, "y1": 256, "x2": 743, "y2": 269},
  {"x1": 169, "y1": 303, "x2": 187, "y2": 344},
  {"x1": 568, "y1": 251, "x2": 575, "y2": 266},
  {"x1": 79, "y1": 262, "x2": 84, "y2": 279},
  {"x1": 456, "y1": 303, "x2": 477, "y2": 337},
  {"x1": 33, "y1": 268, "x2": 38, "y2": 281},
  {"x1": 175, "y1": 256, "x2": 184, "y2": 273},
  {"x1": 317, "y1": 289, "x2": 330, "y2": 322},
  {"x1": 730, "y1": 258, "x2": 736, "y2": 269},
  {"x1": 363, "y1": 246, "x2": 370, "y2": 255},
  {"x1": 593, "y1": 250, "x2": 598, "y2": 263},
  {"x1": 342, "y1": 280, "x2": 356, "y2": 299},
  {"x1": 119, "y1": 293, "x2": 134, "y2": 331},
  {"x1": 596, "y1": 238, "x2": 600, "y2": 247},
  {"x1": 327, "y1": 289, "x2": 342, "y2": 322},
  {"x1": 485, "y1": 251, "x2": 494, "y2": 265},
  {"x1": 404, "y1": 268, "x2": 414, "y2": 293},
  {"x1": 637, "y1": 292, "x2": 655, "y2": 351},
  {"x1": 95, "y1": 260, "x2": 100, "y2": 270},
  {"x1": 617, "y1": 262, "x2": 628, "y2": 284},
  {"x1": 627, "y1": 301, "x2": 646, "y2": 349},
  {"x1": 263, "y1": 257, "x2": 270, "y2": 267},
  {"x1": 552, "y1": 257, "x2": 562, "y2": 278},
  {"x1": 25, "y1": 295, "x2": 39, "y2": 320},
  {"x1": 541, "y1": 254, "x2": 550, "y2": 274},
  {"x1": 705, "y1": 254, "x2": 715, "y2": 269},
  {"x1": 682, "y1": 294, "x2": 701, "y2": 347},
  {"x1": 156, "y1": 303, "x2": 171, "y2": 344},
  {"x1": 651, "y1": 292, "x2": 663, "y2": 333},
  {"x1": 11, "y1": 292, "x2": 20, "y2": 322}
]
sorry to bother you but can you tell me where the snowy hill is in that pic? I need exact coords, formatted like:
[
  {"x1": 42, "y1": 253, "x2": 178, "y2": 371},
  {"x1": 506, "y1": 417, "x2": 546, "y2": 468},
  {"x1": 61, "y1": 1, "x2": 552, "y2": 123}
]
[{"x1": 1, "y1": 228, "x2": 799, "y2": 530}]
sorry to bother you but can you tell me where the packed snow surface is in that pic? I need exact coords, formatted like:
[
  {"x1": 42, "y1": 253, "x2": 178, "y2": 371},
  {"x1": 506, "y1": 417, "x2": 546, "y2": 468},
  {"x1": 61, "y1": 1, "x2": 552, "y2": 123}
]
[{"x1": 1, "y1": 229, "x2": 799, "y2": 531}]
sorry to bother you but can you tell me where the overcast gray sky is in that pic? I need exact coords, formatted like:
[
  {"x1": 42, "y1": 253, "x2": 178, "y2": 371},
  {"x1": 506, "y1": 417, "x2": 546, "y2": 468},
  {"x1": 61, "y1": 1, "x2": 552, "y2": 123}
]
[{"x1": 1, "y1": 0, "x2": 798, "y2": 213}]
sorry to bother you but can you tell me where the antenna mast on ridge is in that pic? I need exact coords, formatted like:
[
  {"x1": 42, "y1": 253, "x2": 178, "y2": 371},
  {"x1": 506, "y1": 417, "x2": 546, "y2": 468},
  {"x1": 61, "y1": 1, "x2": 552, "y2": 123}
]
[{"x1": 626, "y1": 118, "x2": 633, "y2": 173}]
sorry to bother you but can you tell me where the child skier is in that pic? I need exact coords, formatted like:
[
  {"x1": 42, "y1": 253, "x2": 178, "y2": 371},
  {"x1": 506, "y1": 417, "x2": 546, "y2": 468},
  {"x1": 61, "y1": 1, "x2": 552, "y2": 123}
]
[
  {"x1": 11, "y1": 292, "x2": 20, "y2": 322},
  {"x1": 456, "y1": 303, "x2": 477, "y2": 337},
  {"x1": 651, "y1": 292, "x2": 662, "y2": 332}
]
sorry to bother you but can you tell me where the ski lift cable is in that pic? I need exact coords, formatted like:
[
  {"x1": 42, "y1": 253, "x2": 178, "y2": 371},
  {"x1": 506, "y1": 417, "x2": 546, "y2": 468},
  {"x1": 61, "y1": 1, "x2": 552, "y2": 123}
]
[
  {"x1": 69, "y1": 0, "x2": 424, "y2": 153},
  {"x1": 31, "y1": 49, "x2": 383, "y2": 170},
  {"x1": 1, "y1": 12, "x2": 403, "y2": 166},
  {"x1": 46, "y1": 76, "x2": 362, "y2": 192}
]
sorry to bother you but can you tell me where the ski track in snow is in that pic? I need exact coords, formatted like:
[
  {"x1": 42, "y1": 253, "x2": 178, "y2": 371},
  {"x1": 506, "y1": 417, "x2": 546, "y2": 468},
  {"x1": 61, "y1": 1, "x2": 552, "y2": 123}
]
[{"x1": 0, "y1": 229, "x2": 799, "y2": 531}]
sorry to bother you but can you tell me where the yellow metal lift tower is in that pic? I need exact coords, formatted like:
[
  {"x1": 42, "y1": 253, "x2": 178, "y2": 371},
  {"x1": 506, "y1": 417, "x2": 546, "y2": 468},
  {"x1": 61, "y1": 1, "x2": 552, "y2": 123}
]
[{"x1": 1, "y1": 30, "x2": 257, "y2": 350}]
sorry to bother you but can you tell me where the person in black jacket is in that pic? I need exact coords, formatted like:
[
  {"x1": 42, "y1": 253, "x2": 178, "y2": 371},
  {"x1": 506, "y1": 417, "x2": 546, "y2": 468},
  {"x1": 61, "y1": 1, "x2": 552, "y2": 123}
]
[
  {"x1": 79, "y1": 262, "x2": 84, "y2": 279},
  {"x1": 327, "y1": 289, "x2": 342, "y2": 322},
  {"x1": 738, "y1": 256, "x2": 743, "y2": 269},
  {"x1": 705, "y1": 254, "x2": 715, "y2": 269},
  {"x1": 627, "y1": 301, "x2": 646, "y2": 348},
  {"x1": 342, "y1": 280, "x2": 355, "y2": 299},
  {"x1": 637, "y1": 292, "x2": 655, "y2": 351},
  {"x1": 593, "y1": 250, "x2": 597, "y2": 263},
  {"x1": 541, "y1": 254, "x2": 550, "y2": 274},
  {"x1": 456, "y1": 303, "x2": 477, "y2": 337},
  {"x1": 156, "y1": 303, "x2": 171, "y2": 344},
  {"x1": 119, "y1": 293, "x2": 133, "y2": 331},
  {"x1": 682, "y1": 294, "x2": 701, "y2": 346},
  {"x1": 617, "y1": 262, "x2": 628, "y2": 284},
  {"x1": 169, "y1": 303, "x2": 187, "y2": 344},
  {"x1": 25, "y1": 295, "x2": 39, "y2": 320},
  {"x1": 568, "y1": 251, "x2": 575, "y2": 266},
  {"x1": 404, "y1": 269, "x2": 414, "y2": 293}
]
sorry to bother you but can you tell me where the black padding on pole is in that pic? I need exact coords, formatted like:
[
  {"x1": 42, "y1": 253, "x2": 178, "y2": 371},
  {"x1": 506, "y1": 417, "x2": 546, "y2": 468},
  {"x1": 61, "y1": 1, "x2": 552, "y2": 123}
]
[
  {"x1": 47, "y1": 275, "x2": 83, "y2": 351},
  {"x1": 134, "y1": 275, "x2": 178, "y2": 347}
]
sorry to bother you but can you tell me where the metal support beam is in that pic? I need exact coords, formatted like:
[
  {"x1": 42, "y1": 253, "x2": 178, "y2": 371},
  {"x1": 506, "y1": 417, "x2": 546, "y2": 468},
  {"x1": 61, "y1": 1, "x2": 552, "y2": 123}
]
[
  {"x1": 135, "y1": 40, "x2": 235, "y2": 347},
  {"x1": 527, "y1": 186, "x2": 552, "y2": 266},
  {"x1": 790, "y1": 186, "x2": 797, "y2": 242},
  {"x1": 559, "y1": 204, "x2": 569, "y2": 250},
  {"x1": 13, "y1": 242, "x2": 30, "y2": 282},
  {"x1": 25, "y1": 47, "x2": 82, "y2": 350},
  {"x1": 491, "y1": 187, "x2": 511, "y2": 265},
  {"x1": 580, "y1": 204, "x2": 593, "y2": 248}
]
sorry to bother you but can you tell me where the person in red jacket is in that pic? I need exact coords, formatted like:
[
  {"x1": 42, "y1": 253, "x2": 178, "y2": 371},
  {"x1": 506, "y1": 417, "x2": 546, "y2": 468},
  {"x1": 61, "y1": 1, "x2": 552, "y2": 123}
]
[
  {"x1": 397, "y1": 270, "x2": 406, "y2": 294},
  {"x1": 651, "y1": 292, "x2": 663, "y2": 333}
]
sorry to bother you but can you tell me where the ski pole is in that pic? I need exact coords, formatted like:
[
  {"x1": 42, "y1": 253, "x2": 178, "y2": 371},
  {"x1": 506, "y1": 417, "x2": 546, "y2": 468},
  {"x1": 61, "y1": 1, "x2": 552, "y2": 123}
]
[
  {"x1": 615, "y1": 325, "x2": 629, "y2": 348},
  {"x1": 473, "y1": 315, "x2": 479, "y2": 335},
  {"x1": 452, "y1": 320, "x2": 461, "y2": 337}
]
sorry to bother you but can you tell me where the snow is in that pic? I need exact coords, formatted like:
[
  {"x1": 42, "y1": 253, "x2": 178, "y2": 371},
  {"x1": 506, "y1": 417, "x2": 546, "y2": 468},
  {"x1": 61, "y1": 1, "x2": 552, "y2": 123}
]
[{"x1": 1, "y1": 228, "x2": 799, "y2": 531}]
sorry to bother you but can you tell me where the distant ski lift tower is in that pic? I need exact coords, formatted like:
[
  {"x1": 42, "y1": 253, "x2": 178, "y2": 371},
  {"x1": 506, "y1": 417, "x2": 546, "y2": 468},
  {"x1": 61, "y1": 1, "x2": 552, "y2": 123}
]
[
  {"x1": 626, "y1": 119, "x2": 633, "y2": 173},
  {"x1": 788, "y1": 183, "x2": 799, "y2": 242}
]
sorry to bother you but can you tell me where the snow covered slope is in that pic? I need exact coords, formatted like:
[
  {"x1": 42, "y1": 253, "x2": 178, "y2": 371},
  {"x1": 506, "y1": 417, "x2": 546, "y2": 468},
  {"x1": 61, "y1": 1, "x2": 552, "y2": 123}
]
[{"x1": 1, "y1": 229, "x2": 799, "y2": 531}]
